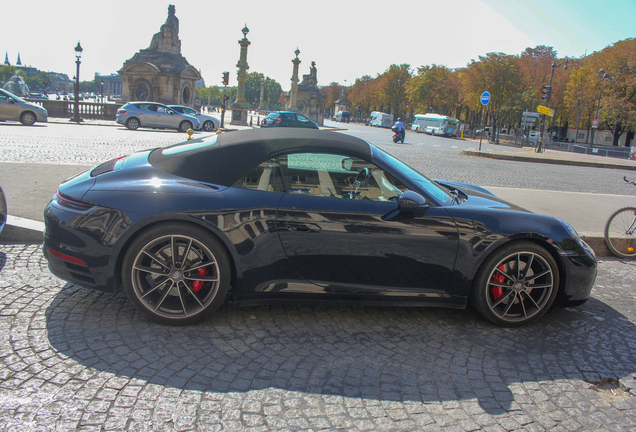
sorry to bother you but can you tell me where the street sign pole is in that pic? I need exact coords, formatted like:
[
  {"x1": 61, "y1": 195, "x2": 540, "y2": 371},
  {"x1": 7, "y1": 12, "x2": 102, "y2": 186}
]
[{"x1": 479, "y1": 91, "x2": 491, "y2": 151}]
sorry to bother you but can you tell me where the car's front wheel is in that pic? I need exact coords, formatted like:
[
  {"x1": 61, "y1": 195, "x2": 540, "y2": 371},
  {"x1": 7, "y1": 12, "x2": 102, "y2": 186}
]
[
  {"x1": 122, "y1": 223, "x2": 231, "y2": 326},
  {"x1": 20, "y1": 112, "x2": 36, "y2": 126},
  {"x1": 202, "y1": 120, "x2": 216, "y2": 132},
  {"x1": 470, "y1": 241, "x2": 559, "y2": 326},
  {"x1": 179, "y1": 120, "x2": 193, "y2": 132},
  {"x1": 125, "y1": 117, "x2": 139, "y2": 130}
]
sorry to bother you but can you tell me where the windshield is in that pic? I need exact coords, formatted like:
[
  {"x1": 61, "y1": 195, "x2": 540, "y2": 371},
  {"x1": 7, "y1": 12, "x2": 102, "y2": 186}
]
[
  {"x1": 374, "y1": 147, "x2": 453, "y2": 206},
  {"x1": 1, "y1": 90, "x2": 24, "y2": 103}
]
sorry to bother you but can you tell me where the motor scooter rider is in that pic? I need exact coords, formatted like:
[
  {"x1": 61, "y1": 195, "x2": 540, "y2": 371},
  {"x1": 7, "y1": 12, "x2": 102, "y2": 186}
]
[{"x1": 394, "y1": 118, "x2": 405, "y2": 142}]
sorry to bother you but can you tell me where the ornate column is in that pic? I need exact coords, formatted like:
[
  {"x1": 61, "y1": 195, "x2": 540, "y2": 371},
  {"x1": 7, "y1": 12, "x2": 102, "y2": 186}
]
[
  {"x1": 231, "y1": 25, "x2": 250, "y2": 125},
  {"x1": 289, "y1": 48, "x2": 301, "y2": 111}
]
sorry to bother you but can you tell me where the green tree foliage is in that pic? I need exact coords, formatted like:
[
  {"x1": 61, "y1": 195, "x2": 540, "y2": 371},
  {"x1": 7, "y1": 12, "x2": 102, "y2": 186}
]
[{"x1": 406, "y1": 65, "x2": 460, "y2": 116}]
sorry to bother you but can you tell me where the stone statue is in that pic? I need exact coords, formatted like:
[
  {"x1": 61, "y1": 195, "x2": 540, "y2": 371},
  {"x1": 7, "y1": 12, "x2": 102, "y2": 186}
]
[
  {"x1": 148, "y1": 4, "x2": 181, "y2": 53},
  {"x1": 300, "y1": 61, "x2": 318, "y2": 86}
]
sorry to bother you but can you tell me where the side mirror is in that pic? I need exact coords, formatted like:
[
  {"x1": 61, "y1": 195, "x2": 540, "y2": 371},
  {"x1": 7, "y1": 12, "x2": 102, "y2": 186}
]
[
  {"x1": 341, "y1": 158, "x2": 353, "y2": 171},
  {"x1": 398, "y1": 190, "x2": 427, "y2": 211}
]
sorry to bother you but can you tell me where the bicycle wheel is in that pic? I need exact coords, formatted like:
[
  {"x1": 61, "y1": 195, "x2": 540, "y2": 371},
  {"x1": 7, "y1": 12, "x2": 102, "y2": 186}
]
[{"x1": 604, "y1": 207, "x2": 636, "y2": 259}]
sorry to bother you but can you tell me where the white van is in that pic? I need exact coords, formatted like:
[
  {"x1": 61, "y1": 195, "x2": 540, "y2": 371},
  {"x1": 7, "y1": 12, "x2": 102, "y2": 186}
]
[{"x1": 369, "y1": 111, "x2": 393, "y2": 128}]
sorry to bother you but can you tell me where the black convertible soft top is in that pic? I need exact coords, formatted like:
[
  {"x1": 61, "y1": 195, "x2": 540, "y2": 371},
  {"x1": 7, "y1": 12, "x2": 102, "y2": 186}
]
[{"x1": 148, "y1": 128, "x2": 375, "y2": 186}]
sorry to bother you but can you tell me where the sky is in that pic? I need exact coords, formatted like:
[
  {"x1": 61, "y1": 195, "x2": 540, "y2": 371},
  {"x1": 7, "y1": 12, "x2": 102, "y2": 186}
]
[{"x1": 1, "y1": 0, "x2": 634, "y2": 90}]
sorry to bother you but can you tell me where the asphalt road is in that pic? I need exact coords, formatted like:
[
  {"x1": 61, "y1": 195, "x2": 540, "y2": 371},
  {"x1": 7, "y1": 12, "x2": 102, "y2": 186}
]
[{"x1": 329, "y1": 120, "x2": 636, "y2": 196}]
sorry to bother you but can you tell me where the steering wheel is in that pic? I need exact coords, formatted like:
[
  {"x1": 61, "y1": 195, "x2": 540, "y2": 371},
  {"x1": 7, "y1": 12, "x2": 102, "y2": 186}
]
[{"x1": 351, "y1": 168, "x2": 370, "y2": 198}]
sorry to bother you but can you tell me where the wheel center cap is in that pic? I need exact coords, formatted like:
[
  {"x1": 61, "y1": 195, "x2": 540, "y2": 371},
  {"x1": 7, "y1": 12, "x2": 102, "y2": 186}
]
[
  {"x1": 513, "y1": 282, "x2": 524, "y2": 291},
  {"x1": 170, "y1": 270, "x2": 183, "y2": 280}
]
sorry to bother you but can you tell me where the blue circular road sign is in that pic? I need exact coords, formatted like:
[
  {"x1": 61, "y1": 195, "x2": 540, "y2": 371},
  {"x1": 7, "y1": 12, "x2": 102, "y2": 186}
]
[{"x1": 481, "y1": 91, "x2": 491, "y2": 105}]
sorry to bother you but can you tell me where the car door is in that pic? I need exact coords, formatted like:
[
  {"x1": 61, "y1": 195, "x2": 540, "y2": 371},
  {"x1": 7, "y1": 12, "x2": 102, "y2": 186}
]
[
  {"x1": 135, "y1": 103, "x2": 156, "y2": 127},
  {"x1": 0, "y1": 91, "x2": 19, "y2": 121},
  {"x1": 295, "y1": 113, "x2": 315, "y2": 128},
  {"x1": 275, "y1": 152, "x2": 459, "y2": 298},
  {"x1": 155, "y1": 105, "x2": 179, "y2": 128}
]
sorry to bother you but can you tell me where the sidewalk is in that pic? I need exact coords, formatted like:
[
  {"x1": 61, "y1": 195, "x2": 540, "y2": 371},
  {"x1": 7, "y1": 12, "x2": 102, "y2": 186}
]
[{"x1": 462, "y1": 144, "x2": 636, "y2": 171}]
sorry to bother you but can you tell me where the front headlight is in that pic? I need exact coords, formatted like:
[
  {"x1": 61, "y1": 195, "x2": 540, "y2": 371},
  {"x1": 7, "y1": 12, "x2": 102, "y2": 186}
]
[{"x1": 559, "y1": 219, "x2": 581, "y2": 242}]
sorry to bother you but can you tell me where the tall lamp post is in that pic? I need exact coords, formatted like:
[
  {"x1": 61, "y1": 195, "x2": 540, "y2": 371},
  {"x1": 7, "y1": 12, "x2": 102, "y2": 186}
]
[
  {"x1": 100, "y1": 80, "x2": 104, "y2": 103},
  {"x1": 590, "y1": 68, "x2": 611, "y2": 145},
  {"x1": 536, "y1": 57, "x2": 568, "y2": 152},
  {"x1": 71, "y1": 41, "x2": 83, "y2": 123}
]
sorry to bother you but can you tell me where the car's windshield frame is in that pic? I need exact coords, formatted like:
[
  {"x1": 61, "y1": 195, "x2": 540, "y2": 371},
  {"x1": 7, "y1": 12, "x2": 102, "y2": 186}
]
[
  {"x1": 0, "y1": 89, "x2": 24, "y2": 103},
  {"x1": 373, "y1": 146, "x2": 453, "y2": 206}
]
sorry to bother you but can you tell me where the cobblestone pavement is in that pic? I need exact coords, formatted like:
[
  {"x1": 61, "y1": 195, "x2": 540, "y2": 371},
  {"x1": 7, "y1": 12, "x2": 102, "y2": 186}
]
[{"x1": 1, "y1": 244, "x2": 635, "y2": 431}]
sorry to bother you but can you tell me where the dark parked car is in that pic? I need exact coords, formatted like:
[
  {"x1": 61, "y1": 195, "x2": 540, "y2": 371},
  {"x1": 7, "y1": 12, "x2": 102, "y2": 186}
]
[
  {"x1": 260, "y1": 111, "x2": 318, "y2": 129},
  {"x1": 43, "y1": 129, "x2": 597, "y2": 326}
]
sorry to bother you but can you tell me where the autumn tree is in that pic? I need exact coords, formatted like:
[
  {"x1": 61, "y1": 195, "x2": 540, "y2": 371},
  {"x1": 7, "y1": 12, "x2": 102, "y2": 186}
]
[
  {"x1": 406, "y1": 65, "x2": 461, "y2": 117},
  {"x1": 380, "y1": 64, "x2": 411, "y2": 119},
  {"x1": 593, "y1": 38, "x2": 636, "y2": 145}
]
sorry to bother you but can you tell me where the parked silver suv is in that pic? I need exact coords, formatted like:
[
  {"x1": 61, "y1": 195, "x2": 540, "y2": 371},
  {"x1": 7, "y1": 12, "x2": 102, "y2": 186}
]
[
  {"x1": 116, "y1": 102, "x2": 200, "y2": 132},
  {"x1": 0, "y1": 89, "x2": 48, "y2": 126}
]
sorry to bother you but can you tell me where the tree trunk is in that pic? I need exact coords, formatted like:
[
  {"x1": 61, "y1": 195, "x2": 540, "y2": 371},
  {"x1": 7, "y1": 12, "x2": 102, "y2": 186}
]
[{"x1": 612, "y1": 121, "x2": 624, "y2": 146}]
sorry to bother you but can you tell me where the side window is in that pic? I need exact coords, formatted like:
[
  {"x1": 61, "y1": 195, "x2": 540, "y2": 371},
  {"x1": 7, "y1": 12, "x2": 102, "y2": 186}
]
[
  {"x1": 231, "y1": 158, "x2": 284, "y2": 193},
  {"x1": 278, "y1": 153, "x2": 408, "y2": 202},
  {"x1": 296, "y1": 114, "x2": 310, "y2": 123}
]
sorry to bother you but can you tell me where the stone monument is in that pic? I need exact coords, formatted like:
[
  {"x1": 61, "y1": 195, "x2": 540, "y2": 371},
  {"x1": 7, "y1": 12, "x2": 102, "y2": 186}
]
[
  {"x1": 334, "y1": 89, "x2": 348, "y2": 116},
  {"x1": 284, "y1": 54, "x2": 325, "y2": 126},
  {"x1": 119, "y1": 5, "x2": 201, "y2": 106}
]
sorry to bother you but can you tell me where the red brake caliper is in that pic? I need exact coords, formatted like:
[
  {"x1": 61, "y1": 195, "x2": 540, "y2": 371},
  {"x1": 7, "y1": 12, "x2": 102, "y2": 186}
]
[
  {"x1": 491, "y1": 264, "x2": 506, "y2": 300},
  {"x1": 192, "y1": 267, "x2": 207, "y2": 292}
]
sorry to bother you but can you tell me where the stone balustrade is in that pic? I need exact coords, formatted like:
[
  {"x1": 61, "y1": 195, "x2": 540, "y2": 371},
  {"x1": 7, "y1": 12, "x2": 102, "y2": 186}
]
[{"x1": 25, "y1": 99, "x2": 123, "y2": 120}]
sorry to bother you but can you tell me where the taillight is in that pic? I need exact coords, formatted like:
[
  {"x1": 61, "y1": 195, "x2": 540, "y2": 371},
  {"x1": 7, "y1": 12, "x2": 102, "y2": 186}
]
[
  {"x1": 117, "y1": 109, "x2": 126, "y2": 114},
  {"x1": 55, "y1": 190, "x2": 93, "y2": 210}
]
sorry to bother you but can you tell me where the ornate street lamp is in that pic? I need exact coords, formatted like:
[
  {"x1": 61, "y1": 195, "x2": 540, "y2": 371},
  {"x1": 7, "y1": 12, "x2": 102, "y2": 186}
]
[
  {"x1": 590, "y1": 68, "x2": 611, "y2": 145},
  {"x1": 71, "y1": 41, "x2": 83, "y2": 122},
  {"x1": 536, "y1": 58, "x2": 567, "y2": 152}
]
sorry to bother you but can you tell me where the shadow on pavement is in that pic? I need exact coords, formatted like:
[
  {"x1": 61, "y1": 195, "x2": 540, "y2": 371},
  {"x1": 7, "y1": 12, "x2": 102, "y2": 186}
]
[{"x1": 44, "y1": 283, "x2": 636, "y2": 415}]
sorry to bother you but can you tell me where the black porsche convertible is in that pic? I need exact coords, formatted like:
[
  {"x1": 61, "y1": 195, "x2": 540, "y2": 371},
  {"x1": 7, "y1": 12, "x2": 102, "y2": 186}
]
[{"x1": 43, "y1": 129, "x2": 597, "y2": 326}]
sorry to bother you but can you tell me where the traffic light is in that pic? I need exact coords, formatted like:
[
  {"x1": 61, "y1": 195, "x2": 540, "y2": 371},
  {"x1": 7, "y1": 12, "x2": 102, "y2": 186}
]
[
  {"x1": 541, "y1": 85, "x2": 552, "y2": 102},
  {"x1": 43, "y1": 81, "x2": 47, "y2": 88},
  {"x1": 222, "y1": 72, "x2": 229, "y2": 86}
]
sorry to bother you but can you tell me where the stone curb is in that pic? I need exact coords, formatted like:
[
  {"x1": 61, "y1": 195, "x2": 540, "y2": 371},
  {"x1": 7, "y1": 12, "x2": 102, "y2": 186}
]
[
  {"x1": 0, "y1": 216, "x2": 614, "y2": 257},
  {"x1": 462, "y1": 150, "x2": 636, "y2": 171},
  {"x1": 0, "y1": 216, "x2": 45, "y2": 243}
]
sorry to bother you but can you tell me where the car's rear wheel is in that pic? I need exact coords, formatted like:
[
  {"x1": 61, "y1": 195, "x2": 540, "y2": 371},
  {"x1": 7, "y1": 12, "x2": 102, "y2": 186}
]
[
  {"x1": 470, "y1": 241, "x2": 559, "y2": 327},
  {"x1": 20, "y1": 112, "x2": 36, "y2": 126},
  {"x1": 122, "y1": 223, "x2": 231, "y2": 326},
  {"x1": 179, "y1": 120, "x2": 193, "y2": 132},
  {"x1": 125, "y1": 117, "x2": 139, "y2": 130},
  {"x1": 202, "y1": 120, "x2": 216, "y2": 132}
]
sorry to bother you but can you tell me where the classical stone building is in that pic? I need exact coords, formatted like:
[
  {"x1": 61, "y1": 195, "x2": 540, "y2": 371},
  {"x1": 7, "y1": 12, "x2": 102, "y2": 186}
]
[
  {"x1": 334, "y1": 89, "x2": 348, "y2": 116},
  {"x1": 119, "y1": 5, "x2": 201, "y2": 106},
  {"x1": 284, "y1": 61, "x2": 325, "y2": 126}
]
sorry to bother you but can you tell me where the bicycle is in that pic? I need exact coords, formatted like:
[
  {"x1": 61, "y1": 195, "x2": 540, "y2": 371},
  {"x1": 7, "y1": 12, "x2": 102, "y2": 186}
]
[{"x1": 604, "y1": 176, "x2": 636, "y2": 258}]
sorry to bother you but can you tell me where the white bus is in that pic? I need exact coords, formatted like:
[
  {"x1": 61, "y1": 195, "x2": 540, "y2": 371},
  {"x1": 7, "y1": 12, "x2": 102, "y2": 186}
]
[{"x1": 411, "y1": 113, "x2": 459, "y2": 137}]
